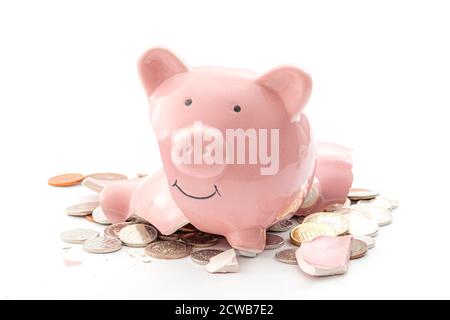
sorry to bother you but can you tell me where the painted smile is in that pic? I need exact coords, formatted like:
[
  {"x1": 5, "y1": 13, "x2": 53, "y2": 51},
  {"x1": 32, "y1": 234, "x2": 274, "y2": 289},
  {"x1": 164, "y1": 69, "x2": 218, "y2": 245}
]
[{"x1": 171, "y1": 180, "x2": 221, "y2": 200}]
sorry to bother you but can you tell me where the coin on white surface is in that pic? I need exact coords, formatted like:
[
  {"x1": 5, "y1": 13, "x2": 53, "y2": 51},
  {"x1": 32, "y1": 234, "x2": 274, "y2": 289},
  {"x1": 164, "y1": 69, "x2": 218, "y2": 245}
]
[
  {"x1": 66, "y1": 202, "x2": 99, "y2": 216},
  {"x1": 104, "y1": 222, "x2": 131, "y2": 239},
  {"x1": 118, "y1": 224, "x2": 158, "y2": 247},
  {"x1": 275, "y1": 249, "x2": 298, "y2": 265},
  {"x1": 268, "y1": 219, "x2": 293, "y2": 232},
  {"x1": 61, "y1": 228, "x2": 99, "y2": 244},
  {"x1": 348, "y1": 188, "x2": 379, "y2": 201},
  {"x1": 82, "y1": 173, "x2": 128, "y2": 192},
  {"x1": 354, "y1": 236, "x2": 376, "y2": 249},
  {"x1": 145, "y1": 241, "x2": 192, "y2": 259},
  {"x1": 265, "y1": 234, "x2": 285, "y2": 250},
  {"x1": 345, "y1": 212, "x2": 379, "y2": 237},
  {"x1": 82, "y1": 236, "x2": 123, "y2": 254},
  {"x1": 191, "y1": 249, "x2": 224, "y2": 265},
  {"x1": 358, "y1": 197, "x2": 398, "y2": 211},
  {"x1": 354, "y1": 204, "x2": 393, "y2": 226},
  {"x1": 350, "y1": 238, "x2": 368, "y2": 259},
  {"x1": 303, "y1": 212, "x2": 349, "y2": 235},
  {"x1": 92, "y1": 206, "x2": 111, "y2": 225},
  {"x1": 85, "y1": 172, "x2": 128, "y2": 181}
]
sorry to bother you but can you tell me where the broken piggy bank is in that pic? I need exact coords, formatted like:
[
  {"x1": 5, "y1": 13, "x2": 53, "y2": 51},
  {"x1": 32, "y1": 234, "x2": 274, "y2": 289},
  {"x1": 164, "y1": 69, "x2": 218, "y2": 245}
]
[{"x1": 97, "y1": 48, "x2": 353, "y2": 255}]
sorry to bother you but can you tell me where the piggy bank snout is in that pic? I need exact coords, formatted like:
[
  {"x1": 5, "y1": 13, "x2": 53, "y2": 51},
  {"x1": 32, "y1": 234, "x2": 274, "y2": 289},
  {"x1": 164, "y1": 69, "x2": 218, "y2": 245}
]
[{"x1": 170, "y1": 125, "x2": 227, "y2": 178}]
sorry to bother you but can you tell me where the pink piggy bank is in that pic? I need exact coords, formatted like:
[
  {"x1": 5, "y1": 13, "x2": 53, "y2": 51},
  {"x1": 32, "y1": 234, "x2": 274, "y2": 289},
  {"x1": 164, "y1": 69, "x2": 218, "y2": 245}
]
[{"x1": 97, "y1": 48, "x2": 353, "y2": 254}]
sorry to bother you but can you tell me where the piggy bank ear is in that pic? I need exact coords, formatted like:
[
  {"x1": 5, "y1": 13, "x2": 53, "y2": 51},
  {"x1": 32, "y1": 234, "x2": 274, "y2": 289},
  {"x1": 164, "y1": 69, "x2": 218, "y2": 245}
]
[
  {"x1": 138, "y1": 48, "x2": 189, "y2": 96},
  {"x1": 256, "y1": 66, "x2": 312, "y2": 122}
]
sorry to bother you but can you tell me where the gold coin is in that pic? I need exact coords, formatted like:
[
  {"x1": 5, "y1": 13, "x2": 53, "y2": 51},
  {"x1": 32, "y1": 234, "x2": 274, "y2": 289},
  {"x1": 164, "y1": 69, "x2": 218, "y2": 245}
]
[
  {"x1": 290, "y1": 222, "x2": 336, "y2": 246},
  {"x1": 303, "y1": 212, "x2": 349, "y2": 235}
]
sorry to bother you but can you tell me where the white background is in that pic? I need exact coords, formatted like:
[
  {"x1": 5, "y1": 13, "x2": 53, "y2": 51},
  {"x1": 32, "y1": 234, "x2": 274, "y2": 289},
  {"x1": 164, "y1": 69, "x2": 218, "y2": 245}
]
[{"x1": 1, "y1": 0, "x2": 449, "y2": 299}]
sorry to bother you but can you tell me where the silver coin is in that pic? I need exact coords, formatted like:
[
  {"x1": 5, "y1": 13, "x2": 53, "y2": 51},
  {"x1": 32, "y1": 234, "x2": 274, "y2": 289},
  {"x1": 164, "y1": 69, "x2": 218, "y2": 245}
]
[
  {"x1": 104, "y1": 222, "x2": 131, "y2": 239},
  {"x1": 92, "y1": 206, "x2": 111, "y2": 225},
  {"x1": 191, "y1": 249, "x2": 224, "y2": 265},
  {"x1": 265, "y1": 234, "x2": 285, "y2": 250},
  {"x1": 86, "y1": 172, "x2": 128, "y2": 181},
  {"x1": 65, "y1": 202, "x2": 99, "y2": 216},
  {"x1": 145, "y1": 241, "x2": 192, "y2": 259},
  {"x1": 348, "y1": 188, "x2": 379, "y2": 201},
  {"x1": 158, "y1": 233, "x2": 180, "y2": 241},
  {"x1": 275, "y1": 249, "x2": 298, "y2": 265},
  {"x1": 354, "y1": 204, "x2": 392, "y2": 226},
  {"x1": 82, "y1": 236, "x2": 122, "y2": 254},
  {"x1": 354, "y1": 236, "x2": 376, "y2": 249},
  {"x1": 61, "y1": 228, "x2": 99, "y2": 244},
  {"x1": 268, "y1": 219, "x2": 293, "y2": 232},
  {"x1": 180, "y1": 232, "x2": 219, "y2": 248},
  {"x1": 350, "y1": 238, "x2": 368, "y2": 259},
  {"x1": 118, "y1": 224, "x2": 158, "y2": 247},
  {"x1": 345, "y1": 212, "x2": 379, "y2": 237},
  {"x1": 300, "y1": 184, "x2": 319, "y2": 209},
  {"x1": 358, "y1": 197, "x2": 398, "y2": 211},
  {"x1": 82, "y1": 173, "x2": 128, "y2": 193}
]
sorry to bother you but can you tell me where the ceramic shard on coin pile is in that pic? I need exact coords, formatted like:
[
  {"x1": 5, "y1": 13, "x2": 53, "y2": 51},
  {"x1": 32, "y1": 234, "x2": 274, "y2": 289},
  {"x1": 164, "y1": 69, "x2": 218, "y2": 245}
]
[
  {"x1": 296, "y1": 235, "x2": 352, "y2": 276},
  {"x1": 206, "y1": 249, "x2": 239, "y2": 273}
]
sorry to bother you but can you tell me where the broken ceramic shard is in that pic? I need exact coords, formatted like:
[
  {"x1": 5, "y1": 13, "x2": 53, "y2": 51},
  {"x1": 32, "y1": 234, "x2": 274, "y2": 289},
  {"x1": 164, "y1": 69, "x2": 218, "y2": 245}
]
[
  {"x1": 296, "y1": 235, "x2": 352, "y2": 276},
  {"x1": 205, "y1": 249, "x2": 239, "y2": 273}
]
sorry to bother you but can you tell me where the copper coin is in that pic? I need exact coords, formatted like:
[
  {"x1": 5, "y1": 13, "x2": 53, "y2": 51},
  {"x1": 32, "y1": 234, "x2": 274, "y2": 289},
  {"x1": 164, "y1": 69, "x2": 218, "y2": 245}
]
[
  {"x1": 265, "y1": 234, "x2": 285, "y2": 250},
  {"x1": 275, "y1": 248, "x2": 298, "y2": 265},
  {"x1": 49, "y1": 173, "x2": 84, "y2": 187}
]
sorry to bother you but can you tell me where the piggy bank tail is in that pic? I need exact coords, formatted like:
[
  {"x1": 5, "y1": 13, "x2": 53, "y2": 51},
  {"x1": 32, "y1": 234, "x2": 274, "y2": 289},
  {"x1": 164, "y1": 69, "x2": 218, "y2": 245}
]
[{"x1": 297, "y1": 142, "x2": 353, "y2": 216}]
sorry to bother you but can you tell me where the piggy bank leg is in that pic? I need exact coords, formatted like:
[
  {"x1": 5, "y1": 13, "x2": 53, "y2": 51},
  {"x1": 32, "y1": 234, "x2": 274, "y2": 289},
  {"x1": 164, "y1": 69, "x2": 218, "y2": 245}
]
[
  {"x1": 297, "y1": 142, "x2": 353, "y2": 216},
  {"x1": 225, "y1": 228, "x2": 266, "y2": 256}
]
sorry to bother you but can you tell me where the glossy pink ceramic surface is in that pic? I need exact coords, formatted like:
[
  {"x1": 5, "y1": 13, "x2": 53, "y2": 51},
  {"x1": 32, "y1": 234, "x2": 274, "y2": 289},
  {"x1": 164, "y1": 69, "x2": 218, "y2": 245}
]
[{"x1": 100, "y1": 48, "x2": 353, "y2": 253}]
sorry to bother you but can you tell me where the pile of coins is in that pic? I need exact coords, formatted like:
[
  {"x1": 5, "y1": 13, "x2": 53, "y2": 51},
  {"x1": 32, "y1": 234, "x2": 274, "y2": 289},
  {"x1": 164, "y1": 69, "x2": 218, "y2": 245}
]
[{"x1": 52, "y1": 173, "x2": 397, "y2": 276}]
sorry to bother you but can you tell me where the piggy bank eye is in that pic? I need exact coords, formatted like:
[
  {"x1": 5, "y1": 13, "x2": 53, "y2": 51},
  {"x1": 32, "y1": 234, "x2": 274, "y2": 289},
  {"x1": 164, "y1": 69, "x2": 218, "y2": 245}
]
[
  {"x1": 185, "y1": 99, "x2": 192, "y2": 107},
  {"x1": 233, "y1": 105, "x2": 241, "y2": 113}
]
